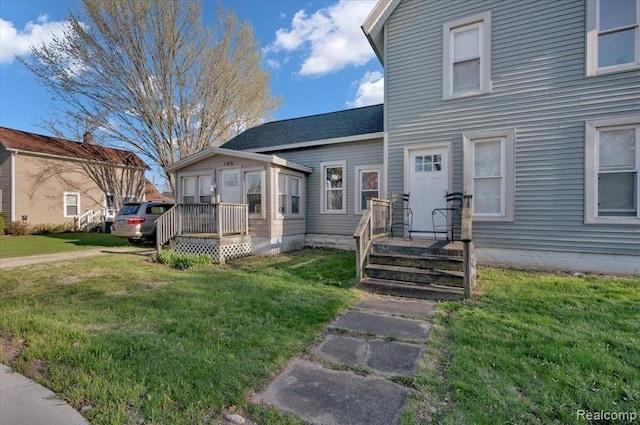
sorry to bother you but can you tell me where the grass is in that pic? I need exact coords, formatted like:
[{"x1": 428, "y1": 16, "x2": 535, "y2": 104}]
[
  {"x1": 0, "y1": 233, "x2": 130, "y2": 258},
  {"x1": 403, "y1": 268, "x2": 640, "y2": 425},
  {"x1": 0, "y1": 248, "x2": 358, "y2": 425}
]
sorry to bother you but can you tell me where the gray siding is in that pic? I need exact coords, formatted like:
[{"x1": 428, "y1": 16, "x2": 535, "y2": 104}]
[
  {"x1": 266, "y1": 138, "x2": 384, "y2": 236},
  {"x1": 386, "y1": 0, "x2": 640, "y2": 256},
  {"x1": 0, "y1": 145, "x2": 11, "y2": 220}
]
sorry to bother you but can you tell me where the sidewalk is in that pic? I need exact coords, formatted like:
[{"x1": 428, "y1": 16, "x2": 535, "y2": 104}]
[
  {"x1": 0, "y1": 364, "x2": 89, "y2": 425},
  {"x1": 253, "y1": 296, "x2": 437, "y2": 425},
  {"x1": 0, "y1": 246, "x2": 152, "y2": 269}
]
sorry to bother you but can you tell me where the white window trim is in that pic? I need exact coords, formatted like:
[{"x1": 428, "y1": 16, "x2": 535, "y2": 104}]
[
  {"x1": 463, "y1": 128, "x2": 515, "y2": 222},
  {"x1": 244, "y1": 169, "x2": 265, "y2": 218},
  {"x1": 354, "y1": 165, "x2": 383, "y2": 214},
  {"x1": 320, "y1": 160, "x2": 347, "y2": 214},
  {"x1": 585, "y1": 115, "x2": 640, "y2": 224},
  {"x1": 179, "y1": 172, "x2": 213, "y2": 204},
  {"x1": 63, "y1": 192, "x2": 80, "y2": 218},
  {"x1": 277, "y1": 172, "x2": 303, "y2": 218},
  {"x1": 443, "y1": 11, "x2": 492, "y2": 100},
  {"x1": 586, "y1": 0, "x2": 640, "y2": 77}
]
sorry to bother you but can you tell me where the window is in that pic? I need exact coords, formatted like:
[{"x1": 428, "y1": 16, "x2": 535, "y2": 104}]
[
  {"x1": 443, "y1": 12, "x2": 491, "y2": 99},
  {"x1": 245, "y1": 171, "x2": 263, "y2": 215},
  {"x1": 463, "y1": 129, "x2": 515, "y2": 221},
  {"x1": 321, "y1": 161, "x2": 346, "y2": 214},
  {"x1": 355, "y1": 167, "x2": 381, "y2": 213},
  {"x1": 277, "y1": 173, "x2": 302, "y2": 216},
  {"x1": 181, "y1": 175, "x2": 211, "y2": 204},
  {"x1": 585, "y1": 116, "x2": 640, "y2": 224},
  {"x1": 198, "y1": 176, "x2": 211, "y2": 203},
  {"x1": 587, "y1": 0, "x2": 640, "y2": 76},
  {"x1": 63, "y1": 192, "x2": 80, "y2": 217}
]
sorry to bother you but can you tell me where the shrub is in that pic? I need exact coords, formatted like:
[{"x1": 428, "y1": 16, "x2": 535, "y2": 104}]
[
  {"x1": 6, "y1": 221, "x2": 32, "y2": 236},
  {"x1": 0, "y1": 213, "x2": 5, "y2": 235},
  {"x1": 151, "y1": 250, "x2": 212, "y2": 270}
]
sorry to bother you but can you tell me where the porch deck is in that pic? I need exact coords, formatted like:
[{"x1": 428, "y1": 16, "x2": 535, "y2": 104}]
[{"x1": 373, "y1": 237, "x2": 463, "y2": 256}]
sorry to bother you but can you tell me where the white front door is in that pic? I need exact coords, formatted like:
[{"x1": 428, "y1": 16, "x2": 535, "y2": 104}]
[
  {"x1": 219, "y1": 169, "x2": 241, "y2": 203},
  {"x1": 408, "y1": 146, "x2": 450, "y2": 237}
]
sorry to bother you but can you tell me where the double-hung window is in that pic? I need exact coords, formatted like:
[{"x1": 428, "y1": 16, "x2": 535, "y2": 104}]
[
  {"x1": 181, "y1": 175, "x2": 211, "y2": 204},
  {"x1": 585, "y1": 116, "x2": 640, "y2": 224},
  {"x1": 321, "y1": 161, "x2": 346, "y2": 214},
  {"x1": 463, "y1": 129, "x2": 515, "y2": 221},
  {"x1": 245, "y1": 171, "x2": 263, "y2": 215},
  {"x1": 277, "y1": 173, "x2": 302, "y2": 216},
  {"x1": 355, "y1": 166, "x2": 381, "y2": 213},
  {"x1": 587, "y1": 0, "x2": 640, "y2": 76},
  {"x1": 63, "y1": 192, "x2": 80, "y2": 217},
  {"x1": 443, "y1": 12, "x2": 491, "y2": 99}
]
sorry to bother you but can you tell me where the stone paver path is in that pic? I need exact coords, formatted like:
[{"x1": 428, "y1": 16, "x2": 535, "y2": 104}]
[{"x1": 253, "y1": 295, "x2": 437, "y2": 425}]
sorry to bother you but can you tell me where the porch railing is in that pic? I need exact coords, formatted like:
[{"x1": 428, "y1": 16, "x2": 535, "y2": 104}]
[
  {"x1": 353, "y1": 198, "x2": 393, "y2": 282},
  {"x1": 155, "y1": 203, "x2": 249, "y2": 253}
]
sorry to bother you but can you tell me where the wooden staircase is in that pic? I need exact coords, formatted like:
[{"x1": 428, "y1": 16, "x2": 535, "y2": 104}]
[{"x1": 360, "y1": 239, "x2": 465, "y2": 300}]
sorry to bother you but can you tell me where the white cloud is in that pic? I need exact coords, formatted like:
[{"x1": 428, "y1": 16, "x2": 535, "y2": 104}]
[
  {"x1": 265, "y1": 0, "x2": 377, "y2": 76},
  {"x1": 347, "y1": 71, "x2": 384, "y2": 108},
  {"x1": 0, "y1": 15, "x2": 70, "y2": 64},
  {"x1": 265, "y1": 59, "x2": 281, "y2": 70}
]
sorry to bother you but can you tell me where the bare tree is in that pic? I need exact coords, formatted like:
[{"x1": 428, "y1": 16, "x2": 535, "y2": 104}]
[{"x1": 21, "y1": 0, "x2": 281, "y2": 190}]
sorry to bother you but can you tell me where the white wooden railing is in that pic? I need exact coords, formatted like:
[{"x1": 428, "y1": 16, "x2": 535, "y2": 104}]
[
  {"x1": 353, "y1": 198, "x2": 392, "y2": 282},
  {"x1": 155, "y1": 203, "x2": 249, "y2": 253}
]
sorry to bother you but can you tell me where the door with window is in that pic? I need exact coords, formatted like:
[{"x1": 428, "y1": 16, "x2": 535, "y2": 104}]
[
  {"x1": 220, "y1": 169, "x2": 241, "y2": 203},
  {"x1": 408, "y1": 146, "x2": 450, "y2": 236}
]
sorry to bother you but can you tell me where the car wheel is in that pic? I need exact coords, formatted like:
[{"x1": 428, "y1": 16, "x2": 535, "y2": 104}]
[{"x1": 127, "y1": 238, "x2": 145, "y2": 245}]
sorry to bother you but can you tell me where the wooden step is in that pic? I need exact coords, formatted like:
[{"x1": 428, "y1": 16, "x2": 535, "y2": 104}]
[
  {"x1": 365, "y1": 264, "x2": 464, "y2": 287},
  {"x1": 360, "y1": 278, "x2": 464, "y2": 301},
  {"x1": 372, "y1": 240, "x2": 463, "y2": 257},
  {"x1": 369, "y1": 253, "x2": 463, "y2": 272}
]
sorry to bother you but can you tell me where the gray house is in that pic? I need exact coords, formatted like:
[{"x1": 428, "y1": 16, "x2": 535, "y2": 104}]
[
  {"x1": 163, "y1": 0, "x2": 639, "y2": 275},
  {"x1": 359, "y1": 0, "x2": 640, "y2": 275}
]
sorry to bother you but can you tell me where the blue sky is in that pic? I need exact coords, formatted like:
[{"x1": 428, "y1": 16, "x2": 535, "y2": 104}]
[{"x1": 0, "y1": 0, "x2": 384, "y2": 137}]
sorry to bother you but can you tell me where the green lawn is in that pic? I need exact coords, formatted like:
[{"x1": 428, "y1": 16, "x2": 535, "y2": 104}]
[
  {"x1": 403, "y1": 268, "x2": 640, "y2": 425},
  {"x1": 0, "y1": 233, "x2": 130, "y2": 258},
  {"x1": 0, "y1": 249, "x2": 357, "y2": 425}
]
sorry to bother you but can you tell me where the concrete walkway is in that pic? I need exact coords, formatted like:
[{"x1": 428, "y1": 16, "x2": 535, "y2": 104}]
[
  {"x1": 253, "y1": 296, "x2": 436, "y2": 425},
  {"x1": 0, "y1": 364, "x2": 89, "y2": 425},
  {"x1": 0, "y1": 246, "x2": 152, "y2": 269}
]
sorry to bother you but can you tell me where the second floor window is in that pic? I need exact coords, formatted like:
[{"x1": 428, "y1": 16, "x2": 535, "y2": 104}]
[{"x1": 443, "y1": 12, "x2": 491, "y2": 99}]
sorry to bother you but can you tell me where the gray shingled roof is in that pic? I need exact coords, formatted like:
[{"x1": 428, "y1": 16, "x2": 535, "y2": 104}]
[{"x1": 223, "y1": 104, "x2": 383, "y2": 151}]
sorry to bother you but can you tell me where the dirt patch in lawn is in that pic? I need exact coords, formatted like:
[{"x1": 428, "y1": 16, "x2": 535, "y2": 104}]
[{"x1": 0, "y1": 335, "x2": 25, "y2": 363}]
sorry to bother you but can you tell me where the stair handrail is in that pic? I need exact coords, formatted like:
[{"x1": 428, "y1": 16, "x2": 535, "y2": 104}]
[
  {"x1": 155, "y1": 204, "x2": 179, "y2": 253},
  {"x1": 353, "y1": 198, "x2": 393, "y2": 282}
]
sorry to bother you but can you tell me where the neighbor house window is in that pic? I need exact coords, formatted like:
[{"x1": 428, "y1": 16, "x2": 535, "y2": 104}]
[
  {"x1": 443, "y1": 12, "x2": 491, "y2": 99},
  {"x1": 355, "y1": 166, "x2": 381, "y2": 213},
  {"x1": 585, "y1": 116, "x2": 640, "y2": 224},
  {"x1": 587, "y1": 0, "x2": 640, "y2": 76},
  {"x1": 245, "y1": 171, "x2": 263, "y2": 215},
  {"x1": 463, "y1": 129, "x2": 515, "y2": 221},
  {"x1": 63, "y1": 192, "x2": 80, "y2": 217},
  {"x1": 277, "y1": 173, "x2": 302, "y2": 216},
  {"x1": 321, "y1": 161, "x2": 346, "y2": 214}
]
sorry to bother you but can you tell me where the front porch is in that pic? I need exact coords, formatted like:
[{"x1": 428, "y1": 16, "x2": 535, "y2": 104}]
[{"x1": 156, "y1": 203, "x2": 251, "y2": 263}]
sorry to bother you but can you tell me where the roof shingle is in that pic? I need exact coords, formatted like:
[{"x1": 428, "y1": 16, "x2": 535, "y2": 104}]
[
  {"x1": 0, "y1": 126, "x2": 147, "y2": 168},
  {"x1": 222, "y1": 104, "x2": 383, "y2": 151}
]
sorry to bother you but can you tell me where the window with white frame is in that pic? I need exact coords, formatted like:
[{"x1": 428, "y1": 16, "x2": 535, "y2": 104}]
[
  {"x1": 463, "y1": 129, "x2": 515, "y2": 221},
  {"x1": 245, "y1": 171, "x2": 263, "y2": 215},
  {"x1": 355, "y1": 167, "x2": 381, "y2": 213},
  {"x1": 587, "y1": 0, "x2": 640, "y2": 76},
  {"x1": 277, "y1": 173, "x2": 302, "y2": 216},
  {"x1": 63, "y1": 192, "x2": 80, "y2": 217},
  {"x1": 443, "y1": 12, "x2": 491, "y2": 99},
  {"x1": 321, "y1": 161, "x2": 346, "y2": 214},
  {"x1": 585, "y1": 116, "x2": 640, "y2": 224},
  {"x1": 181, "y1": 175, "x2": 211, "y2": 204}
]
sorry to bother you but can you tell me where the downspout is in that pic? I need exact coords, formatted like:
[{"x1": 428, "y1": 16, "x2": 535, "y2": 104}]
[{"x1": 10, "y1": 151, "x2": 16, "y2": 222}]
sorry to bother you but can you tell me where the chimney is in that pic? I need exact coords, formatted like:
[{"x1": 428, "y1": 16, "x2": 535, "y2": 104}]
[{"x1": 83, "y1": 132, "x2": 93, "y2": 144}]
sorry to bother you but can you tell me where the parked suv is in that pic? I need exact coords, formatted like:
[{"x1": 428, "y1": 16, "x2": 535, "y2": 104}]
[{"x1": 111, "y1": 202, "x2": 174, "y2": 245}]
